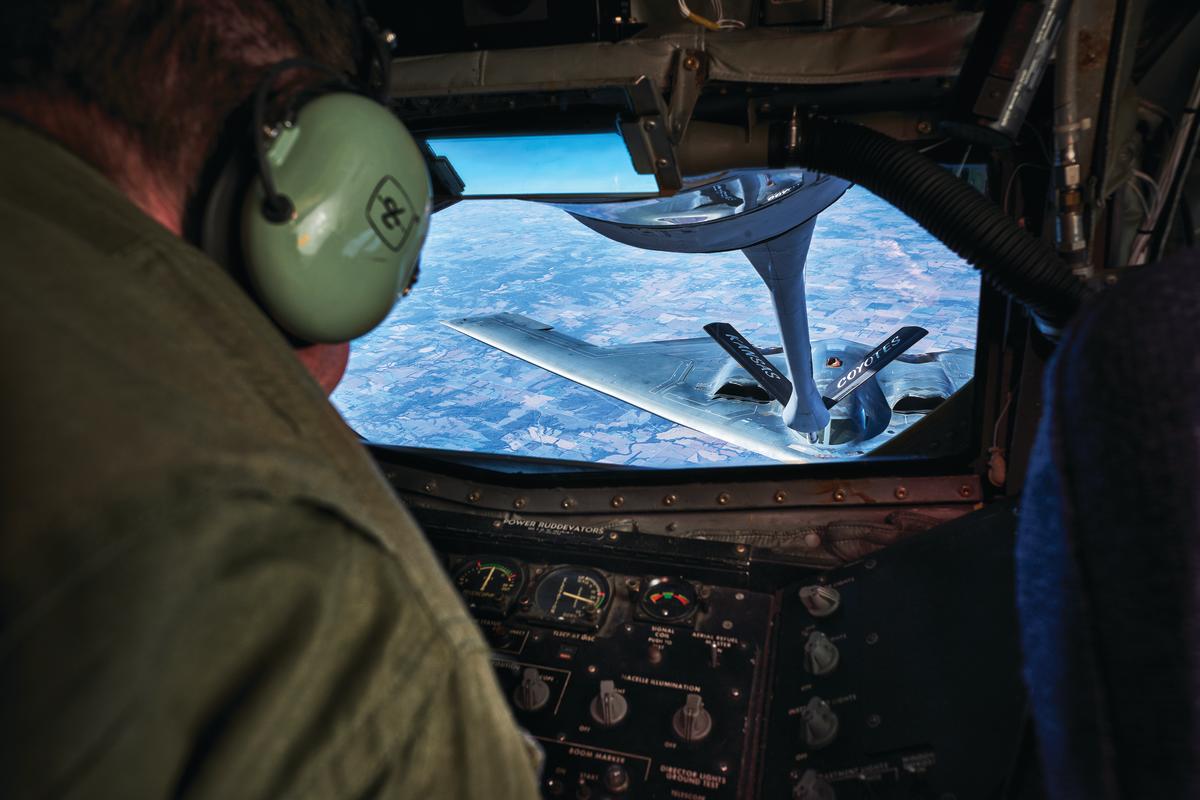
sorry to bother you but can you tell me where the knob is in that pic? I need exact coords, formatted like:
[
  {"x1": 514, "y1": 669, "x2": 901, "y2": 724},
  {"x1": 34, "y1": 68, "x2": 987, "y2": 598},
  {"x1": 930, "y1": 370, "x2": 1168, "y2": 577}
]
[
  {"x1": 513, "y1": 667, "x2": 550, "y2": 712},
  {"x1": 488, "y1": 624, "x2": 517, "y2": 649},
  {"x1": 793, "y1": 769, "x2": 836, "y2": 800},
  {"x1": 800, "y1": 696, "x2": 839, "y2": 749},
  {"x1": 603, "y1": 764, "x2": 630, "y2": 794},
  {"x1": 803, "y1": 631, "x2": 840, "y2": 676},
  {"x1": 798, "y1": 585, "x2": 840, "y2": 617},
  {"x1": 672, "y1": 693, "x2": 714, "y2": 743},
  {"x1": 589, "y1": 680, "x2": 628, "y2": 726}
]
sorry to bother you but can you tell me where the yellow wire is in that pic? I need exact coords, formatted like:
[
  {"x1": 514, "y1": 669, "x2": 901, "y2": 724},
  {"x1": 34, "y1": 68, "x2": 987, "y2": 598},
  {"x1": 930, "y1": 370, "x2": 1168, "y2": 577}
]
[{"x1": 686, "y1": 11, "x2": 722, "y2": 31}]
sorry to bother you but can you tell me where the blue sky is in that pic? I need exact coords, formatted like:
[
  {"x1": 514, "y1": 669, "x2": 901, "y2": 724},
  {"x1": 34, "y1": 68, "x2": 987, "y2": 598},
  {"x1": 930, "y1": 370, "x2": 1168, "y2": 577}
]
[{"x1": 427, "y1": 132, "x2": 659, "y2": 195}]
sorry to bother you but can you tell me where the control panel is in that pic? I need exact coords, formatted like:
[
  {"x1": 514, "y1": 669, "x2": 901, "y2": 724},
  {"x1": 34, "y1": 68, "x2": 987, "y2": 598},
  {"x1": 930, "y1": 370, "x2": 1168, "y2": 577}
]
[
  {"x1": 417, "y1": 502, "x2": 1028, "y2": 799},
  {"x1": 446, "y1": 553, "x2": 775, "y2": 799},
  {"x1": 759, "y1": 504, "x2": 1027, "y2": 799}
]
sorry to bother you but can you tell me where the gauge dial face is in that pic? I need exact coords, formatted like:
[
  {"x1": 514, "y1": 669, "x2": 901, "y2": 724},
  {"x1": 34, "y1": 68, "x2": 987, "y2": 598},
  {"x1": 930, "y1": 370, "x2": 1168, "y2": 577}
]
[
  {"x1": 533, "y1": 566, "x2": 610, "y2": 625},
  {"x1": 454, "y1": 556, "x2": 525, "y2": 617},
  {"x1": 640, "y1": 577, "x2": 699, "y2": 623}
]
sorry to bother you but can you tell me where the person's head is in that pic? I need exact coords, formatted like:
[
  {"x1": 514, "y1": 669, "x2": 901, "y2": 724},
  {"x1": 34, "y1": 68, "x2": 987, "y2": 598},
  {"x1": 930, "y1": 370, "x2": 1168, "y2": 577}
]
[
  {"x1": 1, "y1": 2, "x2": 376, "y2": 394},
  {"x1": 0, "y1": 1, "x2": 359, "y2": 235}
]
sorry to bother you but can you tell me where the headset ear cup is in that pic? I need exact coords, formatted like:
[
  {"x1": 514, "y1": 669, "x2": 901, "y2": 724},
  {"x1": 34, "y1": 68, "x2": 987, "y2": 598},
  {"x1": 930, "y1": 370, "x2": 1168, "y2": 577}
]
[
  {"x1": 199, "y1": 145, "x2": 258, "y2": 283},
  {"x1": 240, "y1": 92, "x2": 430, "y2": 344}
]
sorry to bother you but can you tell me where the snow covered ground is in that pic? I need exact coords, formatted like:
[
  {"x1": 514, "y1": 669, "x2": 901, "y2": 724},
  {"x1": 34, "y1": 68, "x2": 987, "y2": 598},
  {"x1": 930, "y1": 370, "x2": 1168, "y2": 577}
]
[{"x1": 332, "y1": 186, "x2": 979, "y2": 468}]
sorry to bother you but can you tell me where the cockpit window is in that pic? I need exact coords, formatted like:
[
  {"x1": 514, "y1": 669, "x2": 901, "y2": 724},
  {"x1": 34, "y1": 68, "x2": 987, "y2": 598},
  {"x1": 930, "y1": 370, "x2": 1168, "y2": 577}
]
[{"x1": 332, "y1": 183, "x2": 980, "y2": 469}]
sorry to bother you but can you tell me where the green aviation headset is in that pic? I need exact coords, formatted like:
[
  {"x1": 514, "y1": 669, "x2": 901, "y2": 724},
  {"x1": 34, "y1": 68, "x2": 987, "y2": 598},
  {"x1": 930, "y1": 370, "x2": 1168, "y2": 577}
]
[{"x1": 196, "y1": 15, "x2": 430, "y2": 344}]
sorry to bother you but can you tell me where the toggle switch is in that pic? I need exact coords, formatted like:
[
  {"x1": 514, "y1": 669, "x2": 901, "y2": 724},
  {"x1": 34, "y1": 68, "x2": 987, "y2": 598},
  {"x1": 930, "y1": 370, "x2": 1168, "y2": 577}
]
[
  {"x1": 513, "y1": 667, "x2": 550, "y2": 712},
  {"x1": 798, "y1": 585, "x2": 841, "y2": 617},
  {"x1": 800, "y1": 696, "x2": 839, "y2": 750},
  {"x1": 672, "y1": 693, "x2": 714, "y2": 743},
  {"x1": 803, "y1": 631, "x2": 840, "y2": 676},
  {"x1": 792, "y1": 768, "x2": 836, "y2": 799},
  {"x1": 589, "y1": 680, "x2": 628, "y2": 726}
]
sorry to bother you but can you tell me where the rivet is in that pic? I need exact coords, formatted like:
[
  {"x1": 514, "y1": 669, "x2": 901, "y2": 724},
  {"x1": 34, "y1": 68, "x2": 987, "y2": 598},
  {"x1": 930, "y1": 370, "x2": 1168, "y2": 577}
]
[
  {"x1": 561, "y1": 497, "x2": 576, "y2": 509},
  {"x1": 958, "y1": 484, "x2": 973, "y2": 498},
  {"x1": 666, "y1": 522, "x2": 678, "y2": 532},
  {"x1": 656, "y1": 156, "x2": 670, "y2": 168},
  {"x1": 718, "y1": 762, "x2": 729, "y2": 773},
  {"x1": 867, "y1": 714, "x2": 882, "y2": 728},
  {"x1": 587, "y1": 664, "x2": 598, "y2": 674},
  {"x1": 735, "y1": 544, "x2": 747, "y2": 554},
  {"x1": 730, "y1": 688, "x2": 740, "y2": 698},
  {"x1": 722, "y1": 620, "x2": 734, "y2": 630},
  {"x1": 894, "y1": 486, "x2": 909, "y2": 500},
  {"x1": 423, "y1": 481, "x2": 438, "y2": 493},
  {"x1": 832, "y1": 488, "x2": 846, "y2": 502},
  {"x1": 683, "y1": 54, "x2": 701, "y2": 71},
  {"x1": 643, "y1": 119, "x2": 656, "y2": 131},
  {"x1": 610, "y1": 495, "x2": 625, "y2": 508},
  {"x1": 663, "y1": 494, "x2": 677, "y2": 506},
  {"x1": 916, "y1": 120, "x2": 933, "y2": 135},
  {"x1": 803, "y1": 533, "x2": 822, "y2": 548},
  {"x1": 384, "y1": 30, "x2": 397, "y2": 45},
  {"x1": 865, "y1": 558, "x2": 877, "y2": 570},
  {"x1": 467, "y1": 490, "x2": 481, "y2": 502},
  {"x1": 759, "y1": 102, "x2": 772, "y2": 113},
  {"x1": 717, "y1": 492, "x2": 731, "y2": 505},
  {"x1": 735, "y1": 592, "x2": 745, "y2": 600},
  {"x1": 866, "y1": 632, "x2": 879, "y2": 645},
  {"x1": 774, "y1": 490, "x2": 787, "y2": 503},
  {"x1": 513, "y1": 497, "x2": 527, "y2": 509},
  {"x1": 608, "y1": 532, "x2": 619, "y2": 541}
]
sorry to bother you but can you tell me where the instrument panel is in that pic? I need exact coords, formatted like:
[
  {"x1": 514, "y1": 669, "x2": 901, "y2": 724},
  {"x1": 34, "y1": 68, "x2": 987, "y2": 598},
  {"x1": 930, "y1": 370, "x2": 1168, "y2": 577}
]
[
  {"x1": 444, "y1": 552, "x2": 775, "y2": 799},
  {"x1": 420, "y1": 503, "x2": 1028, "y2": 799}
]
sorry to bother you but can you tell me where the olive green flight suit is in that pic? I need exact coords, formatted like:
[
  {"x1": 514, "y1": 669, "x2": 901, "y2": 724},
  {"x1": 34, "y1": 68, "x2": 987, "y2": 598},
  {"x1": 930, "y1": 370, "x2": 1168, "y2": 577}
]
[{"x1": 0, "y1": 119, "x2": 539, "y2": 800}]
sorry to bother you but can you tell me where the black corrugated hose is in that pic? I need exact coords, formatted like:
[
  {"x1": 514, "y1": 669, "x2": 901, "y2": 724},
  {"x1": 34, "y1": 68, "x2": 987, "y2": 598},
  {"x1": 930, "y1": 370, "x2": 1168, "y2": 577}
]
[{"x1": 792, "y1": 116, "x2": 1089, "y2": 329}]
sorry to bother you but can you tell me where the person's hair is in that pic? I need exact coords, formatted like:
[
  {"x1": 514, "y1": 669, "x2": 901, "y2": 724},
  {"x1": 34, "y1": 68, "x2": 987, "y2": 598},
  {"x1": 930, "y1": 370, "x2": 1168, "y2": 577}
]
[{"x1": 0, "y1": 1, "x2": 358, "y2": 200}]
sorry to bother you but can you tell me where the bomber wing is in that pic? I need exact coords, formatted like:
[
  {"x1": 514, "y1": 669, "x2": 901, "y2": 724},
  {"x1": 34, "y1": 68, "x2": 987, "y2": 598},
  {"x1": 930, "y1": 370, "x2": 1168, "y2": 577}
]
[{"x1": 444, "y1": 313, "x2": 972, "y2": 463}]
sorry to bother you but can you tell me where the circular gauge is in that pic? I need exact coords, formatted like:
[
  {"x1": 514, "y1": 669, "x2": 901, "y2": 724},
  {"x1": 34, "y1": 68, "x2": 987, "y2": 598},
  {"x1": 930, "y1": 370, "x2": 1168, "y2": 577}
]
[
  {"x1": 454, "y1": 556, "x2": 525, "y2": 617},
  {"x1": 639, "y1": 577, "x2": 699, "y2": 623},
  {"x1": 534, "y1": 566, "x2": 610, "y2": 625}
]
